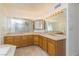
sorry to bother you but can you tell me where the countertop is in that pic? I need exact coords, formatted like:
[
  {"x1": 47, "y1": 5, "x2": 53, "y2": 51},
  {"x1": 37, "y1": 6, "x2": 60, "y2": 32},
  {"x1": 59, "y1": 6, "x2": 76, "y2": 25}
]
[{"x1": 4, "y1": 32, "x2": 66, "y2": 41}]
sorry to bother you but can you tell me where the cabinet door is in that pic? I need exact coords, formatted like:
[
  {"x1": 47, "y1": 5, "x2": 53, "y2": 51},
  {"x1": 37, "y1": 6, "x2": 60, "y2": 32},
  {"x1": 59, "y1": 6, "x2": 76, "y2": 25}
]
[
  {"x1": 21, "y1": 35, "x2": 28, "y2": 47},
  {"x1": 39, "y1": 36, "x2": 43, "y2": 48},
  {"x1": 55, "y1": 40, "x2": 66, "y2": 56},
  {"x1": 4, "y1": 36, "x2": 14, "y2": 45},
  {"x1": 14, "y1": 36, "x2": 22, "y2": 47},
  {"x1": 27, "y1": 35, "x2": 33, "y2": 46},
  {"x1": 34, "y1": 35, "x2": 39, "y2": 45},
  {"x1": 47, "y1": 41, "x2": 56, "y2": 56},
  {"x1": 42, "y1": 37, "x2": 47, "y2": 52}
]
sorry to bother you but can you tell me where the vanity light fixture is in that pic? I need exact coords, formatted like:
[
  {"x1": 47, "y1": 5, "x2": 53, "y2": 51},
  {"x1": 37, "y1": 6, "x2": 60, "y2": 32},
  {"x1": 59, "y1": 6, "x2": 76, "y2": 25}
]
[{"x1": 42, "y1": 8, "x2": 65, "y2": 20}]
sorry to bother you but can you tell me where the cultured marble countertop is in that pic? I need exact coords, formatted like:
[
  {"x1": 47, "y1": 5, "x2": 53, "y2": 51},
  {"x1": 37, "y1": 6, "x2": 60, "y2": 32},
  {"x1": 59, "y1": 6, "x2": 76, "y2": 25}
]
[{"x1": 4, "y1": 32, "x2": 66, "y2": 41}]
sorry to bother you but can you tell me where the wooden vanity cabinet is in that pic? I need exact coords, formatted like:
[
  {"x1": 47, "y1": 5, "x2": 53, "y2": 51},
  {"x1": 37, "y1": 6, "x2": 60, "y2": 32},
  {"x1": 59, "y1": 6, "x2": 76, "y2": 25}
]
[
  {"x1": 34, "y1": 35, "x2": 48, "y2": 52},
  {"x1": 4, "y1": 35, "x2": 34, "y2": 48},
  {"x1": 39, "y1": 36, "x2": 43, "y2": 48},
  {"x1": 47, "y1": 38, "x2": 66, "y2": 56},
  {"x1": 34, "y1": 35, "x2": 39, "y2": 45},
  {"x1": 42, "y1": 37, "x2": 48, "y2": 52},
  {"x1": 14, "y1": 36, "x2": 23, "y2": 47},
  {"x1": 4, "y1": 35, "x2": 66, "y2": 56},
  {"x1": 47, "y1": 39, "x2": 56, "y2": 56},
  {"x1": 18, "y1": 35, "x2": 34, "y2": 47},
  {"x1": 21, "y1": 35, "x2": 28, "y2": 47},
  {"x1": 26, "y1": 35, "x2": 34, "y2": 46},
  {"x1": 55, "y1": 40, "x2": 66, "y2": 56},
  {"x1": 4, "y1": 36, "x2": 15, "y2": 45}
]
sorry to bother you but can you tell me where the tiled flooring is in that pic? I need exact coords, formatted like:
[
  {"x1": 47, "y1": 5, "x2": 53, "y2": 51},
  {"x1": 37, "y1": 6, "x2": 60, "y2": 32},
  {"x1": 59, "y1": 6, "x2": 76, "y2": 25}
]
[{"x1": 15, "y1": 46, "x2": 48, "y2": 56}]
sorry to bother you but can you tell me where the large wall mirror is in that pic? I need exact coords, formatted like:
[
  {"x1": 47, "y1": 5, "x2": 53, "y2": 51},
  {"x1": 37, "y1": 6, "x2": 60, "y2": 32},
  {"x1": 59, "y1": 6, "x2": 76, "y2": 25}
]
[
  {"x1": 9, "y1": 18, "x2": 33, "y2": 33},
  {"x1": 6, "y1": 8, "x2": 66, "y2": 34},
  {"x1": 45, "y1": 9, "x2": 66, "y2": 34}
]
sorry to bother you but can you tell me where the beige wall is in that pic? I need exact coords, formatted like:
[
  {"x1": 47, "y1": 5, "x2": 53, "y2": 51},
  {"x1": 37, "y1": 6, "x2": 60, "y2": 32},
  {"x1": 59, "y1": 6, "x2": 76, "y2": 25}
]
[
  {"x1": 0, "y1": 4, "x2": 11, "y2": 44},
  {"x1": 0, "y1": 5, "x2": 5, "y2": 44}
]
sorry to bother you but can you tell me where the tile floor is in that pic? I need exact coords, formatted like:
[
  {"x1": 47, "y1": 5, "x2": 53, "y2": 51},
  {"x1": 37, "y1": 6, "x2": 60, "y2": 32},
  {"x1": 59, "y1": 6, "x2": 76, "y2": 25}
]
[{"x1": 15, "y1": 46, "x2": 48, "y2": 56}]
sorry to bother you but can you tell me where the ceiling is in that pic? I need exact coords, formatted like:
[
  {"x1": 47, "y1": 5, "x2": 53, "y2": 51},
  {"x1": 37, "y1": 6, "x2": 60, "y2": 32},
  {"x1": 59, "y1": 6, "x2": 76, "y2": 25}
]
[
  {"x1": 3, "y1": 3, "x2": 54, "y2": 11},
  {"x1": 1, "y1": 3, "x2": 61, "y2": 19}
]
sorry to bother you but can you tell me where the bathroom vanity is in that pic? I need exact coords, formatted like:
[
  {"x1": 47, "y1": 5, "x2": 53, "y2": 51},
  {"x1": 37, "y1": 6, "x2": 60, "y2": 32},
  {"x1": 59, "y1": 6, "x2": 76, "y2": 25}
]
[{"x1": 4, "y1": 32, "x2": 66, "y2": 56}]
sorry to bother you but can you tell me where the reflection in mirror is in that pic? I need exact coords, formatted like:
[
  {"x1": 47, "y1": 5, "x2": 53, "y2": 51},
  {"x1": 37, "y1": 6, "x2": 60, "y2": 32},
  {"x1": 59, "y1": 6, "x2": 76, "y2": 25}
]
[
  {"x1": 9, "y1": 18, "x2": 33, "y2": 33},
  {"x1": 45, "y1": 21, "x2": 57, "y2": 32},
  {"x1": 45, "y1": 9, "x2": 66, "y2": 34},
  {"x1": 34, "y1": 20, "x2": 45, "y2": 32}
]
